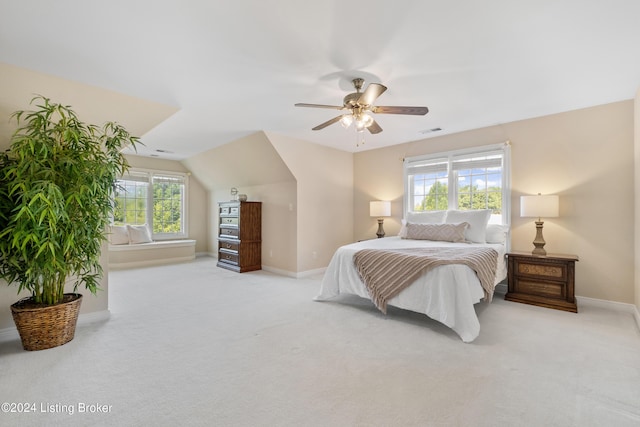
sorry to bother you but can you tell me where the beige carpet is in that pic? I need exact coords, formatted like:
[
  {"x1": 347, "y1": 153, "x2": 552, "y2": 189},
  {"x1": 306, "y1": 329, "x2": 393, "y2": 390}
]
[{"x1": 1, "y1": 257, "x2": 639, "y2": 426}]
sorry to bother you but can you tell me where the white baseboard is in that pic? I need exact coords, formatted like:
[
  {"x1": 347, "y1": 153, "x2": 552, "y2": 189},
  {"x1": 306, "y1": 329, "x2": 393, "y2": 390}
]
[
  {"x1": 576, "y1": 295, "x2": 640, "y2": 334},
  {"x1": 261, "y1": 265, "x2": 326, "y2": 278},
  {"x1": 295, "y1": 267, "x2": 327, "y2": 278},
  {"x1": 109, "y1": 255, "x2": 195, "y2": 270},
  {"x1": 576, "y1": 295, "x2": 635, "y2": 312},
  {"x1": 0, "y1": 309, "x2": 111, "y2": 343},
  {"x1": 261, "y1": 265, "x2": 294, "y2": 277},
  {"x1": 0, "y1": 325, "x2": 20, "y2": 342},
  {"x1": 204, "y1": 253, "x2": 326, "y2": 279},
  {"x1": 78, "y1": 309, "x2": 111, "y2": 326}
]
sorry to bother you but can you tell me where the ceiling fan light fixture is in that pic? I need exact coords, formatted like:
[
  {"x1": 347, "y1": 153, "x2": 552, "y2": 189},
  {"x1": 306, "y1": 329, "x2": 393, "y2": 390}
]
[
  {"x1": 295, "y1": 78, "x2": 429, "y2": 138},
  {"x1": 340, "y1": 114, "x2": 354, "y2": 129},
  {"x1": 355, "y1": 112, "x2": 373, "y2": 131}
]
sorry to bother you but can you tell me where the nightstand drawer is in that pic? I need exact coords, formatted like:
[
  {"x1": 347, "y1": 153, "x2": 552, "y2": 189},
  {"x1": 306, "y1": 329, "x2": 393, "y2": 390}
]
[
  {"x1": 505, "y1": 252, "x2": 578, "y2": 313},
  {"x1": 513, "y1": 279, "x2": 564, "y2": 299},
  {"x1": 517, "y1": 262, "x2": 566, "y2": 280}
]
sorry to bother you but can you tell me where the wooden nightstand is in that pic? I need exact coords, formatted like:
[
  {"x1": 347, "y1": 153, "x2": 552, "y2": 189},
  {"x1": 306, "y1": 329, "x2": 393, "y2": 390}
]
[{"x1": 505, "y1": 251, "x2": 578, "y2": 313}]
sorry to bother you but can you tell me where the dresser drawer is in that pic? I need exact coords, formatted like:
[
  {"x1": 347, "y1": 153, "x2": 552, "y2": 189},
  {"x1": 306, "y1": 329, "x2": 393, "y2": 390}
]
[
  {"x1": 220, "y1": 216, "x2": 239, "y2": 226},
  {"x1": 218, "y1": 251, "x2": 238, "y2": 265},
  {"x1": 220, "y1": 205, "x2": 240, "y2": 214},
  {"x1": 216, "y1": 201, "x2": 261, "y2": 273},
  {"x1": 219, "y1": 227, "x2": 239, "y2": 238},
  {"x1": 219, "y1": 240, "x2": 239, "y2": 253}
]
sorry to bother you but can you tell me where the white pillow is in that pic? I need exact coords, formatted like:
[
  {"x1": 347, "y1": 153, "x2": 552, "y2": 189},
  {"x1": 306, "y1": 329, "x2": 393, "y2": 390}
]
[
  {"x1": 404, "y1": 222, "x2": 468, "y2": 243},
  {"x1": 109, "y1": 225, "x2": 130, "y2": 245},
  {"x1": 486, "y1": 224, "x2": 509, "y2": 244},
  {"x1": 127, "y1": 224, "x2": 153, "y2": 244},
  {"x1": 445, "y1": 210, "x2": 491, "y2": 243},
  {"x1": 398, "y1": 210, "x2": 447, "y2": 237},
  {"x1": 406, "y1": 210, "x2": 447, "y2": 224}
]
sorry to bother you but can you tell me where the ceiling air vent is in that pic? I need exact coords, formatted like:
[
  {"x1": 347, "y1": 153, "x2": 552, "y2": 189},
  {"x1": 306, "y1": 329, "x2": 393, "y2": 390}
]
[{"x1": 419, "y1": 127, "x2": 442, "y2": 134}]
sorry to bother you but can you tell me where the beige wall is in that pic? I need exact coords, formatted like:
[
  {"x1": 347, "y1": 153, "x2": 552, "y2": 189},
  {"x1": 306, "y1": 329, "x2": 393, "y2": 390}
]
[
  {"x1": 125, "y1": 155, "x2": 209, "y2": 254},
  {"x1": 268, "y1": 133, "x2": 354, "y2": 273},
  {"x1": 635, "y1": 88, "x2": 640, "y2": 311},
  {"x1": 183, "y1": 132, "x2": 300, "y2": 272},
  {"x1": 355, "y1": 100, "x2": 635, "y2": 304},
  {"x1": 210, "y1": 181, "x2": 298, "y2": 272},
  {"x1": 183, "y1": 131, "x2": 353, "y2": 275},
  {"x1": 0, "y1": 62, "x2": 178, "y2": 152}
]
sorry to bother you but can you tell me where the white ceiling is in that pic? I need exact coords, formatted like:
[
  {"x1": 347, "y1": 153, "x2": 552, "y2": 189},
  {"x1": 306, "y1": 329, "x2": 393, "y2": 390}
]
[{"x1": 1, "y1": 0, "x2": 639, "y2": 160}]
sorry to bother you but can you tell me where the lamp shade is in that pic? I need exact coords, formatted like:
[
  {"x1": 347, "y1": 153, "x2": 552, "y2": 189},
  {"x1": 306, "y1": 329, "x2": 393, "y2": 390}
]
[
  {"x1": 370, "y1": 200, "x2": 391, "y2": 217},
  {"x1": 520, "y1": 194, "x2": 559, "y2": 218}
]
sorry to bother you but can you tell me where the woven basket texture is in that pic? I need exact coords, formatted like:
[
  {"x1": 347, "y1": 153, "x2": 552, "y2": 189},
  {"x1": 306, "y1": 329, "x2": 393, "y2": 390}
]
[{"x1": 11, "y1": 293, "x2": 83, "y2": 351}]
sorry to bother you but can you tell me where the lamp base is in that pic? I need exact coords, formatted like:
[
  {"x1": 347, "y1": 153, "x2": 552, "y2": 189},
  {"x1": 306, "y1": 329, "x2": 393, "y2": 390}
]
[
  {"x1": 531, "y1": 220, "x2": 547, "y2": 256},
  {"x1": 376, "y1": 218, "x2": 385, "y2": 238}
]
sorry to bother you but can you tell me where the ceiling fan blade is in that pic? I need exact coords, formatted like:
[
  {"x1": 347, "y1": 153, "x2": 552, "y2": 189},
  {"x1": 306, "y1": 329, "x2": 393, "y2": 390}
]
[
  {"x1": 312, "y1": 115, "x2": 343, "y2": 131},
  {"x1": 357, "y1": 83, "x2": 387, "y2": 106},
  {"x1": 371, "y1": 106, "x2": 429, "y2": 115},
  {"x1": 295, "y1": 103, "x2": 345, "y2": 110},
  {"x1": 367, "y1": 120, "x2": 383, "y2": 134}
]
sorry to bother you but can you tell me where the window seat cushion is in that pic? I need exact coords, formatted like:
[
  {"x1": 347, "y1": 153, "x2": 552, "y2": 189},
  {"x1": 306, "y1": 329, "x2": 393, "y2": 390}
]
[{"x1": 108, "y1": 239, "x2": 196, "y2": 269}]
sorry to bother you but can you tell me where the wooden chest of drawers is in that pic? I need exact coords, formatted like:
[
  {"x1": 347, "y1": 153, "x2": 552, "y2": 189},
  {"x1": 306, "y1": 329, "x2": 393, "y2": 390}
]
[
  {"x1": 217, "y1": 201, "x2": 261, "y2": 273},
  {"x1": 505, "y1": 252, "x2": 578, "y2": 313}
]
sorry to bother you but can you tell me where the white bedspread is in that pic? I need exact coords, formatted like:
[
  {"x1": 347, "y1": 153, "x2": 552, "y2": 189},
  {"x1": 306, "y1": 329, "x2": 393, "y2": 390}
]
[{"x1": 314, "y1": 236, "x2": 507, "y2": 342}]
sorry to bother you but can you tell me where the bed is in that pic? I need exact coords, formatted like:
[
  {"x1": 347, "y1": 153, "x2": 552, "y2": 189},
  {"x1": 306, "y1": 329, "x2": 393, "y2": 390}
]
[{"x1": 314, "y1": 211, "x2": 508, "y2": 343}]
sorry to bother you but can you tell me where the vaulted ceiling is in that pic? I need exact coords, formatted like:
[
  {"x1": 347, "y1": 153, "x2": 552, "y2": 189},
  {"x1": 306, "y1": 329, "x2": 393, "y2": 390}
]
[{"x1": 1, "y1": 0, "x2": 639, "y2": 160}]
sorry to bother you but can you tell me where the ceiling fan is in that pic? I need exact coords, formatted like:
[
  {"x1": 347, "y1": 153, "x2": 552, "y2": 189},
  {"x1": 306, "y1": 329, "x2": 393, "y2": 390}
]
[{"x1": 295, "y1": 78, "x2": 429, "y2": 135}]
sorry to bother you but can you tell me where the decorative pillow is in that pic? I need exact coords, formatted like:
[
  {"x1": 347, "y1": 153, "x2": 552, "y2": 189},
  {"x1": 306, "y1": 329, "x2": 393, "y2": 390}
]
[
  {"x1": 486, "y1": 224, "x2": 509, "y2": 244},
  {"x1": 398, "y1": 210, "x2": 447, "y2": 237},
  {"x1": 127, "y1": 224, "x2": 153, "y2": 244},
  {"x1": 404, "y1": 222, "x2": 468, "y2": 243},
  {"x1": 109, "y1": 225, "x2": 130, "y2": 245},
  {"x1": 444, "y1": 209, "x2": 492, "y2": 243}
]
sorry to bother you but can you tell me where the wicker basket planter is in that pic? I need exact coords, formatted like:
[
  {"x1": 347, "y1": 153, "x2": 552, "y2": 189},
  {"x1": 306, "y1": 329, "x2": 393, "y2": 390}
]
[{"x1": 11, "y1": 293, "x2": 83, "y2": 351}]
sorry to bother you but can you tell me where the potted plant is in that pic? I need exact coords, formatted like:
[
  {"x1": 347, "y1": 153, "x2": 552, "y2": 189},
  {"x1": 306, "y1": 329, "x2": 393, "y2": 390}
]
[{"x1": 0, "y1": 96, "x2": 139, "y2": 350}]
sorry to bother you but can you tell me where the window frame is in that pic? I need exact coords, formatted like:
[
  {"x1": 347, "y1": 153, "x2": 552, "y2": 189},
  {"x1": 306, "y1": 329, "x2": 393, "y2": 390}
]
[
  {"x1": 403, "y1": 142, "x2": 511, "y2": 226},
  {"x1": 114, "y1": 168, "x2": 189, "y2": 240}
]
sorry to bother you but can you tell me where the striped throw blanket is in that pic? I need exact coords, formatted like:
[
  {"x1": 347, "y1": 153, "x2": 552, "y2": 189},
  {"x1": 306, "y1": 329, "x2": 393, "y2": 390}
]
[{"x1": 353, "y1": 247, "x2": 498, "y2": 314}]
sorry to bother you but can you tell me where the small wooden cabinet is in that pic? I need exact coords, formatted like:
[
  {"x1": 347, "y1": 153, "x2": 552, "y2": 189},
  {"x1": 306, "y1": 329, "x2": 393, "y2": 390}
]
[
  {"x1": 505, "y1": 251, "x2": 578, "y2": 313},
  {"x1": 217, "y1": 201, "x2": 261, "y2": 273}
]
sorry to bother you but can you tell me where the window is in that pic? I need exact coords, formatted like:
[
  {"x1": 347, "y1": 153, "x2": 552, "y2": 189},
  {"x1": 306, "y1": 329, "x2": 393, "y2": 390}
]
[
  {"x1": 113, "y1": 169, "x2": 188, "y2": 239},
  {"x1": 404, "y1": 142, "x2": 511, "y2": 225}
]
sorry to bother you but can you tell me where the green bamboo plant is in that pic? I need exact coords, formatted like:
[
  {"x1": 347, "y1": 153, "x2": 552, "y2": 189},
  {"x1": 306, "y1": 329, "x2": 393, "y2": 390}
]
[{"x1": 0, "y1": 96, "x2": 139, "y2": 305}]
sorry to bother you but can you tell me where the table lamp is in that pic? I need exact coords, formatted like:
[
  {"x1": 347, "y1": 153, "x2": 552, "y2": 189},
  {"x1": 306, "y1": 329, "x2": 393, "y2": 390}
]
[
  {"x1": 370, "y1": 201, "x2": 391, "y2": 238},
  {"x1": 520, "y1": 193, "x2": 559, "y2": 256}
]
